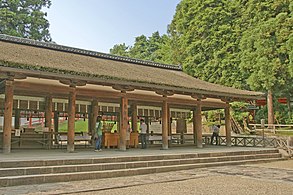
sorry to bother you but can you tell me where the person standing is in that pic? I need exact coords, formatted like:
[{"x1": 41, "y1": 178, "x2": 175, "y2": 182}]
[
  {"x1": 211, "y1": 124, "x2": 220, "y2": 145},
  {"x1": 126, "y1": 121, "x2": 131, "y2": 149},
  {"x1": 95, "y1": 116, "x2": 103, "y2": 151},
  {"x1": 140, "y1": 119, "x2": 147, "y2": 149}
]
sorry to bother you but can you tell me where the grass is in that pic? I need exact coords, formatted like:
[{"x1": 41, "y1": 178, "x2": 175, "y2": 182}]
[
  {"x1": 57, "y1": 120, "x2": 138, "y2": 133},
  {"x1": 275, "y1": 131, "x2": 293, "y2": 136},
  {"x1": 58, "y1": 119, "x2": 88, "y2": 132}
]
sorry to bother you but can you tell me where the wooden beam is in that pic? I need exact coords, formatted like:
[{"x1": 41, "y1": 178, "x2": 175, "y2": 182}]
[
  {"x1": 59, "y1": 79, "x2": 86, "y2": 87},
  {"x1": 112, "y1": 85, "x2": 134, "y2": 92},
  {"x1": 12, "y1": 81, "x2": 227, "y2": 109},
  {"x1": 155, "y1": 90, "x2": 174, "y2": 96}
]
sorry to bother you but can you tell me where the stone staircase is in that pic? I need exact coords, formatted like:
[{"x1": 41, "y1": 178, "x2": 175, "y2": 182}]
[{"x1": 0, "y1": 149, "x2": 283, "y2": 187}]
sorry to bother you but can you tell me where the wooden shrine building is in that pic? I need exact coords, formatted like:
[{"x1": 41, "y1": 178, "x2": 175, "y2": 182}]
[{"x1": 0, "y1": 34, "x2": 264, "y2": 154}]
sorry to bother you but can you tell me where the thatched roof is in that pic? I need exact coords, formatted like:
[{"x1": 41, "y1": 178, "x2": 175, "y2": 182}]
[{"x1": 0, "y1": 34, "x2": 264, "y2": 100}]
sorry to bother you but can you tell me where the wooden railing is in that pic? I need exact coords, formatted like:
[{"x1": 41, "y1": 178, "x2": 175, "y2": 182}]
[
  {"x1": 201, "y1": 135, "x2": 292, "y2": 158},
  {"x1": 202, "y1": 135, "x2": 279, "y2": 147},
  {"x1": 248, "y1": 123, "x2": 293, "y2": 134},
  {"x1": 275, "y1": 137, "x2": 293, "y2": 158}
]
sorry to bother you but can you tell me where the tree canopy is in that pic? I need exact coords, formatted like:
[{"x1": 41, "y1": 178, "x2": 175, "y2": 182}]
[
  {"x1": 110, "y1": 31, "x2": 173, "y2": 64},
  {"x1": 239, "y1": 0, "x2": 292, "y2": 93},
  {"x1": 0, "y1": 0, "x2": 52, "y2": 41}
]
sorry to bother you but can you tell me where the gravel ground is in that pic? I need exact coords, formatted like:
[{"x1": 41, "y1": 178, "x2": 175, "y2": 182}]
[{"x1": 1, "y1": 160, "x2": 292, "y2": 195}]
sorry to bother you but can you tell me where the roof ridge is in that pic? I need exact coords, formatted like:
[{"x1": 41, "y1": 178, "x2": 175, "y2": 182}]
[{"x1": 0, "y1": 34, "x2": 182, "y2": 71}]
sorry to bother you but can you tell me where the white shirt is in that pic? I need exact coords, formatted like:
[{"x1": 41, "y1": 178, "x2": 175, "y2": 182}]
[
  {"x1": 140, "y1": 123, "x2": 147, "y2": 134},
  {"x1": 212, "y1": 125, "x2": 220, "y2": 134}
]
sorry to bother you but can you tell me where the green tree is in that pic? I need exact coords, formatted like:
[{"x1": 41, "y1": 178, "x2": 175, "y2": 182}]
[
  {"x1": 169, "y1": 0, "x2": 246, "y2": 88},
  {"x1": 110, "y1": 43, "x2": 129, "y2": 57},
  {"x1": 0, "y1": 0, "x2": 51, "y2": 41},
  {"x1": 110, "y1": 31, "x2": 173, "y2": 64},
  {"x1": 129, "y1": 35, "x2": 149, "y2": 59},
  {"x1": 240, "y1": 0, "x2": 292, "y2": 124}
]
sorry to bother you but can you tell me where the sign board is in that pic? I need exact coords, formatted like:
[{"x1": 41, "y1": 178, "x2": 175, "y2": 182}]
[
  {"x1": 15, "y1": 129, "x2": 20, "y2": 137},
  {"x1": 43, "y1": 127, "x2": 49, "y2": 132},
  {"x1": 246, "y1": 105, "x2": 259, "y2": 110}
]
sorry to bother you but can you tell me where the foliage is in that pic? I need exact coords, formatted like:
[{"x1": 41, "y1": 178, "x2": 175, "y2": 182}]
[
  {"x1": 230, "y1": 102, "x2": 250, "y2": 125},
  {"x1": 110, "y1": 31, "x2": 173, "y2": 64},
  {"x1": 168, "y1": 0, "x2": 247, "y2": 88},
  {"x1": 0, "y1": 0, "x2": 51, "y2": 41},
  {"x1": 255, "y1": 100, "x2": 292, "y2": 124},
  {"x1": 240, "y1": 0, "x2": 293, "y2": 93}
]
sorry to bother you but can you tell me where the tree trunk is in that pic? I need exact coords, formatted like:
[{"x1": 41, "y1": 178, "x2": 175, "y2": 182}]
[{"x1": 267, "y1": 90, "x2": 274, "y2": 127}]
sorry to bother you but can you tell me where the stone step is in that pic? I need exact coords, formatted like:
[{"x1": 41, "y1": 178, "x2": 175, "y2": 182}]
[
  {"x1": 0, "y1": 157, "x2": 282, "y2": 187},
  {"x1": 0, "y1": 153, "x2": 281, "y2": 177},
  {"x1": 0, "y1": 149, "x2": 279, "y2": 168}
]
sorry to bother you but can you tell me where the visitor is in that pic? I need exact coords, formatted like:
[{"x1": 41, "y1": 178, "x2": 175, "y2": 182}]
[
  {"x1": 211, "y1": 124, "x2": 220, "y2": 145},
  {"x1": 95, "y1": 116, "x2": 103, "y2": 151},
  {"x1": 126, "y1": 121, "x2": 131, "y2": 149},
  {"x1": 140, "y1": 119, "x2": 147, "y2": 149}
]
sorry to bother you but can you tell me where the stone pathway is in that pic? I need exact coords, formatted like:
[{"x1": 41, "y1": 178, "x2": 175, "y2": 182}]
[{"x1": 1, "y1": 160, "x2": 292, "y2": 195}]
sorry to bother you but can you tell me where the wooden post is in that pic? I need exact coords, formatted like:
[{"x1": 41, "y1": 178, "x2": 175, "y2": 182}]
[
  {"x1": 45, "y1": 96, "x2": 53, "y2": 149},
  {"x1": 225, "y1": 104, "x2": 232, "y2": 147},
  {"x1": 119, "y1": 93, "x2": 128, "y2": 151},
  {"x1": 14, "y1": 109, "x2": 20, "y2": 130},
  {"x1": 162, "y1": 97, "x2": 168, "y2": 150},
  {"x1": 194, "y1": 101, "x2": 202, "y2": 148},
  {"x1": 90, "y1": 99, "x2": 99, "y2": 136},
  {"x1": 3, "y1": 80, "x2": 14, "y2": 154},
  {"x1": 167, "y1": 104, "x2": 172, "y2": 146},
  {"x1": 54, "y1": 111, "x2": 59, "y2": 144},
  {"x1": 193, "y1": 109, "x2": 197, "y2": 145},
  {"x1": 131, "y1": 103, "x2": 138, "y2": 132},
  {"x1": 45, "y1": 96, "x2": 53, "y2": 130},
  {"x1": 67, "y1": 86, "x2": 76, "y2": 152}
]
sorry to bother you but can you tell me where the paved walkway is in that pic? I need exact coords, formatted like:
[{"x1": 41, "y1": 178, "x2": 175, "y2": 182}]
[{"x1": 0, "y1": 160, "x2": 292, "y2": 195}]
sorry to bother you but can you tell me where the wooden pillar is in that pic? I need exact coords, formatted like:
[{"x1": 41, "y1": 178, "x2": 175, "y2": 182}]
[
  {"x1": 3, "y1": 80, "x2": 14, "y2": 154},
  {"x1": 90, "y1": 99, "x2": 99, "y2": 136},
  {"x1": 131, "y1": 103, "x2": 138, "y2": 132},
  {"x1": 45, "y1": 96, "x2": 53, "y2": 130},
  {"x1": 162, "y1": 97, "x2": 168, "y2": 150},
  {"x1": 67, "y1": 86, "x2": 76, "y2": 152},
  {"x1": 45, "y1": 96, "x2": 53, "y2": 149},
  {"x1": 119, "y1": 93, "x2": 128, "y2": 151},
  {"x1": 225, "y1": 104, "x2": 232, "y2": 147},
  {"x1": 14, "y1": 109, "x2": 20, "y2": 130},
  {"x1": 54, "y1": 111, "x2": 59, "y2": 144},
  {"x1": 167, "y1": 105, "x2": 172, "y2": 146},
  {"x1": 193, "y1": 109, "x2": 197, "y2": 145},
  {"x1": 194, "y1": 101, "x2": 202, "y2": 148}
]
